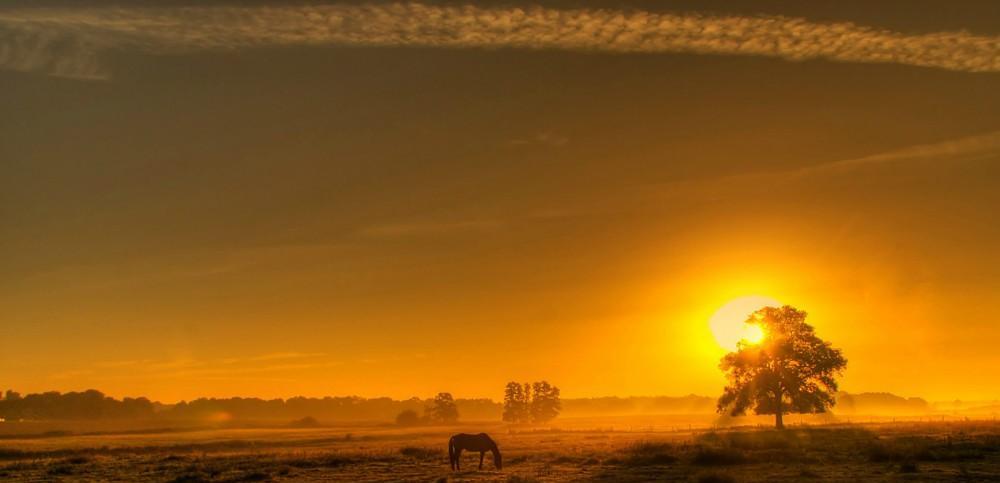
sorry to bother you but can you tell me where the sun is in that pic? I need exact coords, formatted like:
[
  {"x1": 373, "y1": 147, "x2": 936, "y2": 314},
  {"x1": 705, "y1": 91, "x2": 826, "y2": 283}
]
[{"x1": 708, "y1": 295, "x2": 780, "y2": 351}]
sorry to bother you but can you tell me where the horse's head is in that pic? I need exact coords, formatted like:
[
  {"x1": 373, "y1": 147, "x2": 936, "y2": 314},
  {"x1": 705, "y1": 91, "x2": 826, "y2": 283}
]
[{"x1": 492, "y1": 448, "x2": 502, "y2": 470}]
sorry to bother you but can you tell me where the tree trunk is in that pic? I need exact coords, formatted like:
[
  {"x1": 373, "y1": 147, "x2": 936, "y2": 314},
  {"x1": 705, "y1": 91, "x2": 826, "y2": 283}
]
[{"x1": 775, "y1": 385, "x2": 784, "y2": 429}]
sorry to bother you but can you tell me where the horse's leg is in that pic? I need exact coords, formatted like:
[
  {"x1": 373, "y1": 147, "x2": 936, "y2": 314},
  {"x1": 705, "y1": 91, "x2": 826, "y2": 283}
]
[
  {"x1": 455, "y1": 448, "x2": 461, "y2": 470},
  {"x1": 479, "y1": 451, "x2": 484, "y2": 470}
]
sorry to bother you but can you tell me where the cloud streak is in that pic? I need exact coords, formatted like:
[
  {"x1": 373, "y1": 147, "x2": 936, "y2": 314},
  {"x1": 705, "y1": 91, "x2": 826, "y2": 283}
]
[
  {"x1": 802, "y1": 130, "x2": 1000, "y2": 175},
  {"x1": 360, "y1": 219, "x2": 503, "y2": 238},
  {"x1": 72, "y1": 353, "x2": 343, "y2": 383},
  {"x1": 643, "y1": 130, "x2": 1000, "y2": 203},
  {"x1": 2, "y1": 3, "x2": 999, "y2": 80}
]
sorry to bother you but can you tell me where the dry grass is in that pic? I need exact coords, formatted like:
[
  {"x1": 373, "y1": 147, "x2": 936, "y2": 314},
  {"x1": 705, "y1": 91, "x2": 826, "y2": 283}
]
[{"x1": 0, "y1": 419, "x2": 997, "y2": 481}]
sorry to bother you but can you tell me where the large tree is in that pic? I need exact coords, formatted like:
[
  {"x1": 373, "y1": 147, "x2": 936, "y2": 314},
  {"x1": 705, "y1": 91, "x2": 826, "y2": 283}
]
[
  {"x1": 529, "y1": 381, "x2": 562, "y2": 423},
  {"x1": 502, "y1": 382, "x2": 529, "y2": 423},
  {"x1": 717, "y1": 305, "x2": 847, "y2": 428}
]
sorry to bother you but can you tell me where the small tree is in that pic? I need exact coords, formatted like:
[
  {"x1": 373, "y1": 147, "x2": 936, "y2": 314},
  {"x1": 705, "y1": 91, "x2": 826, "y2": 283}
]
[
  {"x1": 426, "y1": 392, "x2": 459, "y2": 424},
  {"x1": 717, "y1": 306, "x2": 847, "y2": 428},
  {"x1": 529, "y1": 381, "x2": 561, "y2": 423}
]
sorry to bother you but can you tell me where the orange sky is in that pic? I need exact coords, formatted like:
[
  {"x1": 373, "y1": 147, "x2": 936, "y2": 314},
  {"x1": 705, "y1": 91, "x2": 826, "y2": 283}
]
[{"x1": 2, "y1": 1, "x2": 999, "y2": 403}]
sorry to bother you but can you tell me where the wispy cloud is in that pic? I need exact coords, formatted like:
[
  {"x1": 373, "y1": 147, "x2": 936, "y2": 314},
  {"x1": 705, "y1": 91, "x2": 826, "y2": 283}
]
[
  {"x1": 49, "y1": 369, "x2": 95, "y2": 380},
  {"x1": 75, "y1": 352, "x2": 342, "y2": 382},
  {"x1": 93, "y1": 359, "x2": 154, "y2": 368},
  {"x1": 2, "y1": 3, "x2": 999, "y2": 80},
  {"x1": 509, "y1": 131, "x2": 570, "y2": 148},
  {"x1": 245, "y1": 352, "x2": 328, "y2": 362},
  {"x1": 647, "y1": 130, "x2": 1000, "y2": 202},
  {"x1": 515, "y1": 130, "x2": 1000, "y2": 217},
  {"x1": 157, "y1": 361, "x2": 344, "y2": 380},
  {"x1": 797, "y1": 130, "x2": 1000, "y2": 176},
  {"x1": 360, "y1": 219, "x2": 503, "y2": 238}
]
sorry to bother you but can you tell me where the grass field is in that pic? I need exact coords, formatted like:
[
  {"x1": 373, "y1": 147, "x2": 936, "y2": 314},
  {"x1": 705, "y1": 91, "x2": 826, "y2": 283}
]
[{"x1": 1, "y1": 418, "x2": 998, "y2": 482}]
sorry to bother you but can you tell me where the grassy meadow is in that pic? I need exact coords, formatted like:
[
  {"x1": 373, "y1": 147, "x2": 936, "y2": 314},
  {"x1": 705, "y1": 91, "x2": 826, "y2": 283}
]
[{"x1": 1, "y1": 417, "x2": 998, "y2": 482}]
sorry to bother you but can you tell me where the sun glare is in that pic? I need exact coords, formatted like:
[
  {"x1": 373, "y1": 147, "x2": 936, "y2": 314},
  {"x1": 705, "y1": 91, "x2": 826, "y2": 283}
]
[
  {"x1": 743, "y1": 323, "x2": 765, "y2": 345},
  {"x1": 709, "y1": 295, "x2": 780, "y2": 351}
]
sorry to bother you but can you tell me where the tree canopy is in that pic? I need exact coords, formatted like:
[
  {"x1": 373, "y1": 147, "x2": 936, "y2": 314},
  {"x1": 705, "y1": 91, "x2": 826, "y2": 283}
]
[
  {"x1": 426, "y1": 392, "x2": 459, "y2": 424},
  {"x1": 717, "y1": 305, "x2": 847, "y2": 428},
  {"x1": 502, "y1": 381, "x2": 561, "y2": 423}
]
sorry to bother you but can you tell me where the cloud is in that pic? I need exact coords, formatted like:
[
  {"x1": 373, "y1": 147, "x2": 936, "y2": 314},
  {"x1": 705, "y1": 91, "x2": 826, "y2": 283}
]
[
  {"x1": 70, "y1": 353, "x2": 343, "y2": 382},
  {"x1": 93, "y1": 359, "x2": 154, "y2": 368},
  {"x1": 509, "y1": 131, "x2": 570, "y2": 147},
  {"x1": 649, "y1": 129, "x2": 1000, "y2": 202},
  {"x1": 48, "y1": 369, "x2": 95, "y2": 380},
  {"x1": 157, "y1": 361, "x2": 344, "y2": 379},
  {"x1": 799, "y1": 130, "x2": 1000, "y2": 176},
  {"x1": 360, "y1": 219, "x2": 503, "y2": 237},
  {"x1": 2, "y1": 3, "x2": 999, "y2": 80},
  {"x1": 245, "y1": 352, "x2": 327, "y2": 362},
  {"x1": 515, "y1": 129, "x2": 1000, "y2": 218}
]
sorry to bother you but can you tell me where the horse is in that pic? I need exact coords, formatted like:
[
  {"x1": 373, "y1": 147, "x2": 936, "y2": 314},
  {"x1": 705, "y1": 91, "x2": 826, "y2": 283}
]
[{"x1": 448, "y1": 433, "x2": 502, "y2": 471}]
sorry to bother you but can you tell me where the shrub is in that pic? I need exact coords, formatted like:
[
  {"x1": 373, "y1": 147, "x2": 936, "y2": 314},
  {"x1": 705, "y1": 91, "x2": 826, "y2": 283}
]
[
  {"x1": 698, "y1": 472, "x2": 737, "y2": 483},
  {"x1": 47, "y1": 464, "x2": 74, "y2": 476},
  {"x1": 621, "y1": 441, "x2": 677, "y2": 466},
  {"x1": 288, "y1": 416, "x2": 320, "y2": 428},
  {"x1": 286, "y1": 455, "x2": 354, "y2": 469},
  {"x1": 692, "y1": 447, "x2": 747, "y2": 466},
  {"x1": 400, "y1": 447, "x2": 440, "y2": 459},
  {"x1": 237, "y1": 471, "x2": 271, "y2": 481},
  {"x1": 507, "y1": 475, "x2": 539, "y2": 482},
  {"x1": 169, "y1": 475, "x2": 210, "y2": 483},
  {"x1": 395, "y1": 410, "x2": 421, "y2": 426}
]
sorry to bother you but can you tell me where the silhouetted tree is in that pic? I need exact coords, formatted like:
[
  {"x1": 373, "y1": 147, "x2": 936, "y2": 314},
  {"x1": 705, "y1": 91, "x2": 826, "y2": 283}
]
[
  {"x1": 529, "y1": 381, "x2": 562, "y2": 423},
  {"x1": 717, "y1": 306, "x2": 847, "y2": 428},
  {"x1": 395, "y1": 409, "x2": 421, "y2": 426},
  {"x1": 502, "y1": 381, "x2": 561, "y2": 424},
  {"x1": 502, "y1": 382, "x2": 529, "y2": 423},
  {"x1": 427, "y1": 392, "x2": 459, "y2": 424}
]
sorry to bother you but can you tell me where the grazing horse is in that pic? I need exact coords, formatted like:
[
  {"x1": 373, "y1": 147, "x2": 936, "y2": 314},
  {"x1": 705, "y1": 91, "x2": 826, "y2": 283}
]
[{"x1": 448, "y1": 433, "x2": 502, "y2": 471}]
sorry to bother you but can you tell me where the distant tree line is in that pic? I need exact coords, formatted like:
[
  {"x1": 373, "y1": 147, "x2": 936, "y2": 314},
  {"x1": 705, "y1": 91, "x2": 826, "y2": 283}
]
[
  {"x1": 394, "y1": 392, "x2": 460, "y2": 426},
  {"x1": 0, "y1": 388, "x2": 930, "y2": 423},
  {"x1": 562, "y1": 395, "x2": 714, "y2": 415},
  {"x1": 0, "y1": 390, "x2": 723, "y2": 423},
  {"x1": 502, "y1": 381, "x2": 561, "y2": 424},
  {"x1": 0, "y1": 390, "x2": 155, "y2": 420},
  {"x1": 0, "y1": 389, "x2": 492, "y2": 423},
  {"x1": 835, "y1": 392, "x2": 929, "y2": 414}
]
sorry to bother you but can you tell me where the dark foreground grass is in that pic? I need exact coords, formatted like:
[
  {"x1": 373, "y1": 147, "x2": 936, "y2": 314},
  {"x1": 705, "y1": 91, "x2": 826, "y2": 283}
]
[
  {"x1": 596, "y1": 423, "x2": 1000, "y2": 481},
  {"x1": 0, "y1": 422, "x2": 998, "y2": 481}
]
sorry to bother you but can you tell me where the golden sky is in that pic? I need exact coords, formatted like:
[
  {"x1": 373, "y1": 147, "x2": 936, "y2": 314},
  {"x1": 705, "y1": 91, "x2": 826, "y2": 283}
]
[{"x1": 2, "y1": 0, "x2": 999, "y2": 403}]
